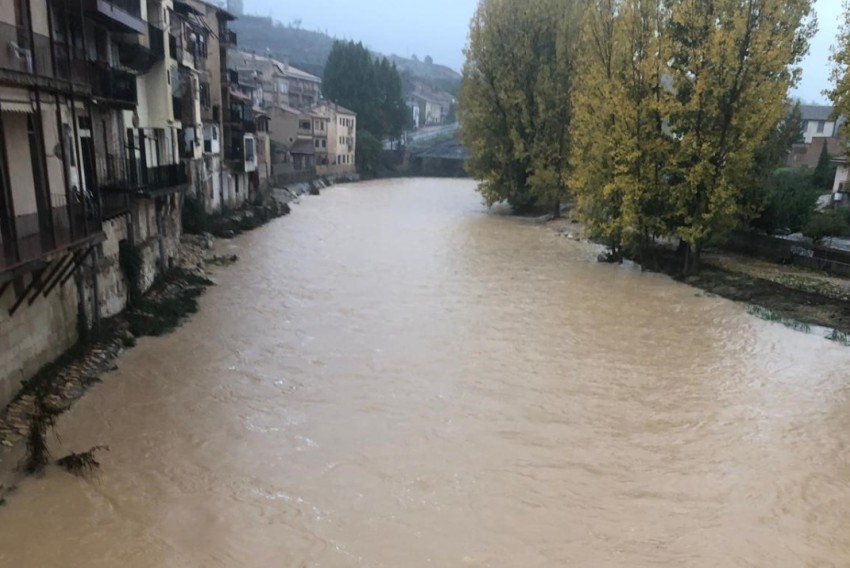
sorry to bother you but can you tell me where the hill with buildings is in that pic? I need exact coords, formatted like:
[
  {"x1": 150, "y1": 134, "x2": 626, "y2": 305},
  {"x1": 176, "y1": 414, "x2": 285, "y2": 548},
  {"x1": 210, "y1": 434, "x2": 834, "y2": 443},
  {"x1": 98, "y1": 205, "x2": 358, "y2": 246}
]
[{"x1": 229, "y1": 15, "x2": 462, "y2": 97}]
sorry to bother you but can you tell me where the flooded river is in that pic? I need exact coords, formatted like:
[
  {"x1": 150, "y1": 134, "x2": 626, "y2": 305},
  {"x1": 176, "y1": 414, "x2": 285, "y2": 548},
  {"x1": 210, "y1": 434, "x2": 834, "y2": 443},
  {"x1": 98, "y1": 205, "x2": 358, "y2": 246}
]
[{"x1": 2, "y1": 178, "x2": 850, "y2": 567}]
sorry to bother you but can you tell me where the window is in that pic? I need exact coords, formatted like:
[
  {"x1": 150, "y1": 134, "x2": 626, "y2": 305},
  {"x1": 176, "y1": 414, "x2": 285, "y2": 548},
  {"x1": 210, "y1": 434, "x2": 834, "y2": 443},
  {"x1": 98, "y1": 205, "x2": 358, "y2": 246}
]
[
  {"x1": 320, "y1": 122, "x2": 325, "y2": 131},
  {"x1": 244, "y1": 137, "x2": 256, "y2": 162},
  {"x1": 322, "y1": 140, "x2": 326, "y2": 148},
  {"x1": 300, "y1": 120, "x2": 310, "y2": 130},
  {"x1": 315, "y1": 139, "x2": 319, "y2": 148},
  {"x1": 817, "y1": 121, "x2": 826, "y2": 133}
]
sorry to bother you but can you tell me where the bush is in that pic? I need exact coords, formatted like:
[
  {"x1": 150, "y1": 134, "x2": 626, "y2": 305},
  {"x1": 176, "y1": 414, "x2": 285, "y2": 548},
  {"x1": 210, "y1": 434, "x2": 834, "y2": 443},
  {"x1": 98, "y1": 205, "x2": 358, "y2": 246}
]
[
  {"x1": 802, "y1": 210, "x2": 850, "y2": 243},
  {"x1": 356, "y1": 130, "x2": 383, "y2": 175},
  {"x1": 751, "y1": 168, "x2": 821, "y2": 235}
]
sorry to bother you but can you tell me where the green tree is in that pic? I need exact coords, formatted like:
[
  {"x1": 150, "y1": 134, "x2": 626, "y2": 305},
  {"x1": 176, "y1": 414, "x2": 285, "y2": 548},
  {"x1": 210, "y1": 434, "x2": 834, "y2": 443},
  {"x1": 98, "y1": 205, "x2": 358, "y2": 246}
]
[
  {"x1": 812, "y1": 140, "x2": 836, "y2": 190},
  {"x1": 828, "y1": 0, "x2": 850, "y2": 145},
  {"x1": 322, "y1": 41, "x2": 409, "y2": 140},
  {"x1": 355, "y1": 130, "x2": 383, "y2": 175},
  {"x1": 751, "y1": 169, "x2": 821, "y2": 235},
  {"x1": 665, "y1": 0, "x2": 815, "y2": 273},
  {"x1": 457, "y1": 0, "x2": 582, "y2": 213}
]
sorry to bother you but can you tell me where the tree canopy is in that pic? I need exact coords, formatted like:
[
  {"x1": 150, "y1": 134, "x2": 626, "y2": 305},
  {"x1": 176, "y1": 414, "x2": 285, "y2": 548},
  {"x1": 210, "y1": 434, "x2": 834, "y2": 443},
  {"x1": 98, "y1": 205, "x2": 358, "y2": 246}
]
[
  {"x1": 459, "y1": 0, "x2": 815, "y2": 273},
  {"x1": 322, "y1": 40, "x2": 410, "y2": 141}
]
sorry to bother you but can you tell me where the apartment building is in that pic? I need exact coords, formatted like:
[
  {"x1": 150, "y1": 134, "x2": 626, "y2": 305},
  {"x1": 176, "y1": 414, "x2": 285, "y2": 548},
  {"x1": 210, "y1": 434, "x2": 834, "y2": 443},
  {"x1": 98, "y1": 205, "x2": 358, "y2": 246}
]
[
  {"x1": 0, "y1": 0, "x2": 142, "y2": 407},
  {"x1": 312, "y1": 102, "x2": 357, "y2": 176},
  {"x1": 229, "y1": 50, "x2": 321, "y2": 111}
]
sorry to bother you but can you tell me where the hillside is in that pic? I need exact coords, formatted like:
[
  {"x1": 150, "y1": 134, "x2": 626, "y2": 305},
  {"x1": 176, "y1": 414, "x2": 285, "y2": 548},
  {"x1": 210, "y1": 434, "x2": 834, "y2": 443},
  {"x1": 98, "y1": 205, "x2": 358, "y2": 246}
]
[{"x1": 230, "y1": 15, "x2": 461, "y2": 96}]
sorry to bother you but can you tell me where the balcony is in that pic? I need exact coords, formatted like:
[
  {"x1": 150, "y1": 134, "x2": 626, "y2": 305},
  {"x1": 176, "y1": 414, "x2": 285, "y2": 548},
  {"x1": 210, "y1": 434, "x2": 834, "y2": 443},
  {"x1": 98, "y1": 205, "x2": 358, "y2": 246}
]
[
  {"x1": 142, "y1": 164, "x2": 187, "y2": 195},
  {"x1": 90, "y1": 63, "x2": 138, "y2": 108},
  {"x1": 220, "y1": 29, "x2": 237, "y2": 47},
  {"x1": 0, "y1": 195, "x2": 102, "y2": 277},
  {"x1": 116, "y1": 23, "x2": 166, "y2": 72},
  {"x1": 0, "y1": 22, "x2": 89, "y2": 90},
  {"x1": 83, "y1": 0, "x2": 145, "y2": 34}
]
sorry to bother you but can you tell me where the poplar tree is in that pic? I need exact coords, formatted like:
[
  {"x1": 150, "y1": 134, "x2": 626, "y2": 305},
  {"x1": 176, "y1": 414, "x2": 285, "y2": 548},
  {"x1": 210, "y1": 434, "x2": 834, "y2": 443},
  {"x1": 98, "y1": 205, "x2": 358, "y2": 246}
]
[
  {"x1": 665, "y1": 0, "x2": 815, "y2": 273},
  {"x1": 458, "y1": 0, "x2": 582, "y2": 212},
  {"x1": 828, "y1": 0, "x2": 850, "y2": 144},
  {"x1": 569, "y1": 0, "x2": 673, "y2": 262}
]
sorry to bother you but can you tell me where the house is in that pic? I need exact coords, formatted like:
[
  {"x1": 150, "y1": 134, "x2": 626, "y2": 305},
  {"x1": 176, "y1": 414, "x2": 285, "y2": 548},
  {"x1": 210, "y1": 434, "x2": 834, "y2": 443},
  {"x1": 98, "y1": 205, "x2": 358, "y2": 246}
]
[
  {"x1": 312, "y1": 103, "x2": 357, "y2": 175},
  {"x1": 0, "y1": 0, "x2": 188, "y2": 408},
  {"x1": 267, "y1": 104, "x2": 317, "y2": 179},
  {"x1": 786, "y1": 105, "x2": 847, "y2": 167},
  {"x1": 799, "y1": 105, "x2": 842, "y2": 143},
  {"x1": 229, "y1": 50, "x2": 322, "y2": 111},
  {"x1": 408, "y1": 92, "x2": 443, "y2": 127}
]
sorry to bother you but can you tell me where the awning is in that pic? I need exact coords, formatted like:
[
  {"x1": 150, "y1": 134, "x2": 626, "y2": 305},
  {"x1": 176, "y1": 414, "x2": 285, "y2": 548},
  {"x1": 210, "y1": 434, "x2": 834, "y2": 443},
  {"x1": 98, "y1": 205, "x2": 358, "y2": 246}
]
[{"x1": 0, "y1": 87, "x2": 33, "y2": 113}]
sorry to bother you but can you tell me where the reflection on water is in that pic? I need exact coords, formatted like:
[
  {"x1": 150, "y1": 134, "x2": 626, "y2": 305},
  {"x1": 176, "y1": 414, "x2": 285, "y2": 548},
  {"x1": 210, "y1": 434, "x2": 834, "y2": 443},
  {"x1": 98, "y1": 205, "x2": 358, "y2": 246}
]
[{"x1": 1, "y1": 178, "x2": 849, "y2": 567}]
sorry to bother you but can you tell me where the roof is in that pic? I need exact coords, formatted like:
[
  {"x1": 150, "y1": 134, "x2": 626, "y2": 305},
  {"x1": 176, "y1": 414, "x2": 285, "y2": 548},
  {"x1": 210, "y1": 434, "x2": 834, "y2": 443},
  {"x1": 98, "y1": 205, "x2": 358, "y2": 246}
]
[
  {"x1": 799, "y1": 105, "x2": 835, "y2": 122},
  {"x1": 414, "y1": 139, "x2": 467, "y2": 161},
  {"x1": 231, "y1": 50, "x2": 321, "y2": 83},
  {"x1": 312, "y1": 102, "x2": 357, "y2": 117},
  {"x1": 290, "y1": 138, "x2": 315, "y2": 155}
]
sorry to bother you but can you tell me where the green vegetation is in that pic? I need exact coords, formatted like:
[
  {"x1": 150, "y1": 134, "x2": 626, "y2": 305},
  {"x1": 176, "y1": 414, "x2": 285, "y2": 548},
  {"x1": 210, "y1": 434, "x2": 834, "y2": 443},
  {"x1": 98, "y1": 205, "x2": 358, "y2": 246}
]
[
  {"x1": 125, "y1": 269, "x2": 212, "y2": 338},
  {"x1": 24, "y1": 396, "x2": 66, "y2": 474},
  {"x1": 458, "y1": 0, "x2": 580, "y2": 214},
  {"x1": 751, "y1": 169, "x2": 821, "y2": 235},
  {"x1": 355, "y1": 131, "x2": 383, "y2": 176},
  {"x1": 323, "y1": 41, "x2": 411, "y2": 143},
  {"x1": 230, "y1": 16, "x2": 461, "y2": 95},
  {"x1": 802, "y1": 210, "x2": 850, "y2": 243},
  {"x1": 746, "y1": 305, "x2": 812, "y2": 333},
  {"x1": 459, "y1": 0, "x2": 816, "y2": 273},
  {"x1": 812, "y1": 142, "x2": 837, "y2": 191},
  {"x1": 827, "y1": 329, "x2": 850, "y2": 345}
]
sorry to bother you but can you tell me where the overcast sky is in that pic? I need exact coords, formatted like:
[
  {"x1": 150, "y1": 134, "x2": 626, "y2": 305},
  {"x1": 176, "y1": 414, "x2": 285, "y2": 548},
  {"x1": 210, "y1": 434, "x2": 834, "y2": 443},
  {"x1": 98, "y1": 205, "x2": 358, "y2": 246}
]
[{"x1": 245, "y1": 0, "x2": 840, "y2": 104}]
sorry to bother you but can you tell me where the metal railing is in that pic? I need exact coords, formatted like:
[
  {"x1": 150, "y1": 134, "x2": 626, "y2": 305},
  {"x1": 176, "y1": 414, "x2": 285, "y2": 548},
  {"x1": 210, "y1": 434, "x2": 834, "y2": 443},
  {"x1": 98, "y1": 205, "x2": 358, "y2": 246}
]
[
  {"x1": 90, "y1": 63, "x2": 137, "y2": 106},
  {"x1": 0, "y1": 203, "x2": 102, "y2": 273}
]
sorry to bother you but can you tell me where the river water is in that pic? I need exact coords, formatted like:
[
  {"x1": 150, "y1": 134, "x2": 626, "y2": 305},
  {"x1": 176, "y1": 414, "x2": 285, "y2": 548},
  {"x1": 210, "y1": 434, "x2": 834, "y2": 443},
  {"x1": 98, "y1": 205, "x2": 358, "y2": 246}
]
[{"x1": 2, "y1": 178, "x2": 850, "y2": 567}]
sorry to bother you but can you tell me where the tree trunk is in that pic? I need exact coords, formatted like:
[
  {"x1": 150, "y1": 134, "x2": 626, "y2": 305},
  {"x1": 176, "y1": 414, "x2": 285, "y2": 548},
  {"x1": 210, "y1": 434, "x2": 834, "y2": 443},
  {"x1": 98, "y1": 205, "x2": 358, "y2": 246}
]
[{"x1": 552, "y1": 201, "x2": 561, "y2": 219}]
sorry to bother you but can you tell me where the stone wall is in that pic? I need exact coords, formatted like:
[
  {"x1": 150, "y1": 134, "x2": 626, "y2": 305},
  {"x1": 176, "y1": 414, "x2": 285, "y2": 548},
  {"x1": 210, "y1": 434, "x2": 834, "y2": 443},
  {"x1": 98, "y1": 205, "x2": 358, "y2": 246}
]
[
  {"x1": 0, "y1": 277, "x2": 79, "y2": 409},
  {"x1": 96, "y1": 216, "x2": 131, "y2": 319}
]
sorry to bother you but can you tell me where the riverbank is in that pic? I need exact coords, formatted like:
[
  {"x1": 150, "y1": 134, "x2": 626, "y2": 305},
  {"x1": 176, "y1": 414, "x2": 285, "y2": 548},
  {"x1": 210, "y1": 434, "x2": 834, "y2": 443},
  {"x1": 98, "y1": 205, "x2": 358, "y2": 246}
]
[{"x1": 545, "y1": 217, "x2": 850, "y2": 339}]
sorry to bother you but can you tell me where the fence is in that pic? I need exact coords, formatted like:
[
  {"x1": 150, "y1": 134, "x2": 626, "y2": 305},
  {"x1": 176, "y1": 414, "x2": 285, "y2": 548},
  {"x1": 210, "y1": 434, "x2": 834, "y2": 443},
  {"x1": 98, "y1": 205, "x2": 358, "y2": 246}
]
[{"x1": 724, "y1": 231, "x2": 850, "y2": 276}]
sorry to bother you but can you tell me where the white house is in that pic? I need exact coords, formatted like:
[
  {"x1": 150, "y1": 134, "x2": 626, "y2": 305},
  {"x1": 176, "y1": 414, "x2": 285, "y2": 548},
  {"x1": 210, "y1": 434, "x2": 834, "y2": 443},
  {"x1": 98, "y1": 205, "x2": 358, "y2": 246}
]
[{"x1": 800, "y1": 105, "x2": 842, "y2": 144}]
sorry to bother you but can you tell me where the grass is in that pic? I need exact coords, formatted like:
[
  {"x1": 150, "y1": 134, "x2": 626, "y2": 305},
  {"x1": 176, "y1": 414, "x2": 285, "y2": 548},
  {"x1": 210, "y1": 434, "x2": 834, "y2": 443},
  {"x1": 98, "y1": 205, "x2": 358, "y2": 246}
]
[{"x1": 746, "y1": 305, "x2": 812, "y2": 333}]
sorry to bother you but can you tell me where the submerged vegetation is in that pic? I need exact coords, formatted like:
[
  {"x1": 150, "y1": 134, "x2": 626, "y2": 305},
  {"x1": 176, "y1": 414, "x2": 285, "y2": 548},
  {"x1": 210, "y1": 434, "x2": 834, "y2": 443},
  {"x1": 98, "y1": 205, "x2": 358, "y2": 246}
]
[
  {"x1": 746, "y1": 305, "x2": 812, "y2": 333},
  {"x1": 57, "y1": 446, "x2": 109, "y2": 477}
]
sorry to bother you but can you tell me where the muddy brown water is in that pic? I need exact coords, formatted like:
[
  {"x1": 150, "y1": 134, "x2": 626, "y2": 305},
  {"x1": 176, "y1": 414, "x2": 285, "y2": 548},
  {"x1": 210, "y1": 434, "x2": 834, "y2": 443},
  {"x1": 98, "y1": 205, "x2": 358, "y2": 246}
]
[{"x1": 1, "y1": 178, "x2": 850, "y2": 567}]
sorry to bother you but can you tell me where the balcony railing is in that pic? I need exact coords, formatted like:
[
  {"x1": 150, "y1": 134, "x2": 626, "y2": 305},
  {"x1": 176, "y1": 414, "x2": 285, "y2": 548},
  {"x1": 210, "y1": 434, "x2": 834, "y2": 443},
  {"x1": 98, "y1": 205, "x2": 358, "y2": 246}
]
[
  {"x1": 90, "y1": 63, "x2": 138, "y2": 107},
  {"x1": 220, "y1": 29, "x2": 237, "y2": 46},
  {"x1": 145, "y1": 164, "x2": 187, "y2": 190},
  {"x1": 0, "y1": 198, "x2": 103, "y2": 274},
  {"x1": 0, "y1": 21, "x2": 91, "y2": 88}
]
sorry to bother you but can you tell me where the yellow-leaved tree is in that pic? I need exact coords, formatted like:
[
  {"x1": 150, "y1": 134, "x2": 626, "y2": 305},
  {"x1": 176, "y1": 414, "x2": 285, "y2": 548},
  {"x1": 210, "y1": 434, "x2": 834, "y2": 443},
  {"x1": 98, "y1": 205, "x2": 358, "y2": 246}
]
[
  {"x1": 665, "y1": 0, "x2": 815, "y2": 273},
  {"x1": 569, "y1": 0, "x2": 673, "y2": 263},
  {"x1": 828, "y1": 1, "x2": 850, "y2": 146}
]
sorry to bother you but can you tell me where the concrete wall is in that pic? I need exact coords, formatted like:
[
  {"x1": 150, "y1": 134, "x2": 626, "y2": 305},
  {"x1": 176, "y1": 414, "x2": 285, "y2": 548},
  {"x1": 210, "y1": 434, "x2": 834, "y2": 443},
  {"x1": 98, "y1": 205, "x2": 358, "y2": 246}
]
[{"x1": 0, "y1": 275, "x2": 79, "y2": 409}]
